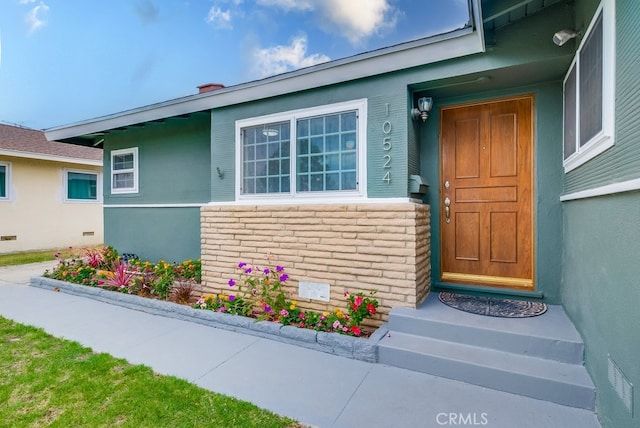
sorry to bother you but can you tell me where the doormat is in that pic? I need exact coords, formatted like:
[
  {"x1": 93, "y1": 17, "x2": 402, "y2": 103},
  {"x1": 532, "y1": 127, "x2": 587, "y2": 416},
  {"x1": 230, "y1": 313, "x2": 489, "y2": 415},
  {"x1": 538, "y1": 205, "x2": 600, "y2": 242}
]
[{"x1": 438, "y1": 292, "x2": 547, "y2": 318}]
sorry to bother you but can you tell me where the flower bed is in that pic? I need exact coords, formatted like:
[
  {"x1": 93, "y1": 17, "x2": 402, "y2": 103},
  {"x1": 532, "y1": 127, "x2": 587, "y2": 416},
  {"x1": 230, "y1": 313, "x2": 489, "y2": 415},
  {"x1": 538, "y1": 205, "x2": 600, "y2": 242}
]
[
  {"x1": 36, "y1": 247, "x2": 387, "y2": 361},
  {"x1": 30, "y1": 276, "x2": 386, "y2": 362}
]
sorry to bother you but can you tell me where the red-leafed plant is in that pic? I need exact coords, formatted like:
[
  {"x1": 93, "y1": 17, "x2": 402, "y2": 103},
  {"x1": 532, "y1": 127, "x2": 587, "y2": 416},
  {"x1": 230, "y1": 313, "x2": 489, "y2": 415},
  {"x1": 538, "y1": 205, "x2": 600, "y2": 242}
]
[{"x1": 102, "y1": 259, "x2": 138, "y2": 293}]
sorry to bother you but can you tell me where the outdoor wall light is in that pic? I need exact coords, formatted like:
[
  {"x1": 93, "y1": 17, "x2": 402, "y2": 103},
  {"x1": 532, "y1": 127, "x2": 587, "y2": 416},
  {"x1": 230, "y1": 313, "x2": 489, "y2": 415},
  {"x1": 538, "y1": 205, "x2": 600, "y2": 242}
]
[
  {"x1": 553, "y1": 29, "x2": 579, "y2": 46},
  {"x1": 411, "y1": 97, "x2": 433, "y2": 122}
]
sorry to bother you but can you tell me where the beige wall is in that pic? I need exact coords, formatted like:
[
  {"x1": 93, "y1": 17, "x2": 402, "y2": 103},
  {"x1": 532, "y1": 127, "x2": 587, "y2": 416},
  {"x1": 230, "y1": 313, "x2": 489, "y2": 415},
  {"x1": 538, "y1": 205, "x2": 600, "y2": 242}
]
[
  {"x1": 201, "y1": 202, "x2": 431, "y2": 327},
  {"x1": 0, "y1": 156, "x2": 103, "y2": 254}
]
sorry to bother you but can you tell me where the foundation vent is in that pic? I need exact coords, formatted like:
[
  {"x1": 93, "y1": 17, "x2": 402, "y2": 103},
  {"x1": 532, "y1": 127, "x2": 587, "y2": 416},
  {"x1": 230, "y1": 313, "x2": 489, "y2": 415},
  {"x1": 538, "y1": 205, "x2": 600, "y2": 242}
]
[
  {"x1": 1, "y1": 235, "x2": 17, "y2": 241},
  {"x1": 83, "y1": 231, "x2": 95, "y2": 236},
  {"x1": 608, "y1": 355, "x2": 634, "y2": 415}
]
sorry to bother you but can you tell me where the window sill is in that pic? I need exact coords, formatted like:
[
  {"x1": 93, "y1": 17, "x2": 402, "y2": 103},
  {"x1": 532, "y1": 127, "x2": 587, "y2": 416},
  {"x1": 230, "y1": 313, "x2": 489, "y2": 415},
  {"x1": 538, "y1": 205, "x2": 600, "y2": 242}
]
[{"x1": 563, "y1": 133, "x2": 614, "y2": 173}]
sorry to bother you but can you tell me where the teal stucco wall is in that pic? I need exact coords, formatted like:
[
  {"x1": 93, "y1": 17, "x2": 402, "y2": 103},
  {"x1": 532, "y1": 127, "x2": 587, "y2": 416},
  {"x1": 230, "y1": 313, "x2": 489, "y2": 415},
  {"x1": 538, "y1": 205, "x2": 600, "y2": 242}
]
[
  {"x1": 104, "y1": 114, "x2": 211, "y2": 205},
  {"x1": 562, "y1": 193, "x2": 640, "y2": 428},
  {"x1": 102, "y1": 114, "x2": 210, "y2": 262},
  {"x1": 104, "y1": 207, "x2": 201, "y2": 263},
  {"x1": 561, "y1": 1, "x2": 640, "y2": 427}
]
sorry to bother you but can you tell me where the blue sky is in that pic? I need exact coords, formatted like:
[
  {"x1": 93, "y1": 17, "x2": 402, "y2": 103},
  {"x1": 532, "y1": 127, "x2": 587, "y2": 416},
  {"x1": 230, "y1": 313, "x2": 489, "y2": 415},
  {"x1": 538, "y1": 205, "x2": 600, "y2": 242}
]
[{"x1": 0, "y1": 0, "x2": 470, "y2": 131}]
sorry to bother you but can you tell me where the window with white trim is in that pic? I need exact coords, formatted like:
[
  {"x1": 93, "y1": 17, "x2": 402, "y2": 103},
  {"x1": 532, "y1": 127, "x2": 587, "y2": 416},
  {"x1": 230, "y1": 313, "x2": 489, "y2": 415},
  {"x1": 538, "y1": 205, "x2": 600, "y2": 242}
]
[
  {"x1": 563, "y1": 0, "x2": 615, "y2": 172},
  {"x1": 111, "y1": 148, "x2": 138, "y2": 194},
  {"x1": 64, "y1": 169, "x2": 101, "y2": 202},
  {"x1": 236, "y1": 99, "x2": 367, "y2": 200},
  {"x1": 0, "y1": 162, "x2": 10, "y2": 200}
]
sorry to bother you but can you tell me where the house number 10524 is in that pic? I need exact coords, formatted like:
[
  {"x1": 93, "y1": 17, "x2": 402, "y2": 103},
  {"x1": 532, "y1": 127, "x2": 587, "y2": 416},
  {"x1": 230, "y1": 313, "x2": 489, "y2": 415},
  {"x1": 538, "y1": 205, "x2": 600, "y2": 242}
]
[{"x1": 382, "y1": 120, "x2": 392, "y2": 184}]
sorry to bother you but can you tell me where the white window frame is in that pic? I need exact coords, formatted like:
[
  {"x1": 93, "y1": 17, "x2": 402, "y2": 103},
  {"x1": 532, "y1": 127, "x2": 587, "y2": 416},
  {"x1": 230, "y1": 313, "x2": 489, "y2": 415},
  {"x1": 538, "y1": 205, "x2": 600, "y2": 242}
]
[
  {"x1": 563, "y1": 0, "x2": 616, "y2": 173},
  {"x1": 235, "y1": 99, "x2": 368, "y2": 202},
  {"x1": 63, "y1": 168, "x2": 102, "y2": 203},
  {"x1": 111, "y1": 147, "x2": 139, "y2": 194},
  {"x1": 0, "y1": 161, "x2": 11, "y2": 201}
]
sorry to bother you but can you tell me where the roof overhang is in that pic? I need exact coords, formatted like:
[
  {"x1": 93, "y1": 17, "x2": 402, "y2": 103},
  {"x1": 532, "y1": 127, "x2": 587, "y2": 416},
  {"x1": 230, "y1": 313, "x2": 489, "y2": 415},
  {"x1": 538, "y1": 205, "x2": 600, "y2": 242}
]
[
  {"x1": 0, "y1": 149, "x2": 102, "y2": 166},
  {"x1": 45, "y1": 0, "x2": 485, "y2": 142}
]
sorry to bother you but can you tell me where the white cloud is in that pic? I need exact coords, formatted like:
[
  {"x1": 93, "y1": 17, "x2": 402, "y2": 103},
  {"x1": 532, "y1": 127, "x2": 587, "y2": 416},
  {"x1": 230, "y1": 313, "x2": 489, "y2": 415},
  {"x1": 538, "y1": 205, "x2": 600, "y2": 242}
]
[
  {"x1": 256, "y1": 0, "x2": 396, "y2": 46},
  {"x1": 320, "y1": 0, "x2": 397, "y2": 46},
  {"x1": 19, "y1": 0, "x2": 37, "y2": 4},
  {"x1": 25, "y1": 2, "x2": 49, "y2": 33},
  {"x1": 206, "y1": 6, "x2": 233, "y2": 29},
  {"x1": 251, "y1": 35, "x2": 330, "y2": 79}
]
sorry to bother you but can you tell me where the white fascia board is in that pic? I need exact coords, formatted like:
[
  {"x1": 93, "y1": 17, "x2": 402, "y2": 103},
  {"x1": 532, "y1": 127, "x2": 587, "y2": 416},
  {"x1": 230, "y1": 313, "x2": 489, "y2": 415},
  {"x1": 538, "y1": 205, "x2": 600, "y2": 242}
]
[
  {"x1": 0, "y1": 149, "x2": 102, "y2": 166},
  {"x1": 45, "y1": 24, "x2": 484, "y2": 141}
]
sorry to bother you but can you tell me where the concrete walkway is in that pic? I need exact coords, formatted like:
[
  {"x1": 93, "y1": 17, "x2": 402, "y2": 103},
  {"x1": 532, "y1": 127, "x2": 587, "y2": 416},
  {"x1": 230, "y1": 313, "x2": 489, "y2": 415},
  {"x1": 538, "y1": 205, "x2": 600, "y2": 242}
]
[{"x1": 0, "y1": 262, "x2": 601, "y2": 428}]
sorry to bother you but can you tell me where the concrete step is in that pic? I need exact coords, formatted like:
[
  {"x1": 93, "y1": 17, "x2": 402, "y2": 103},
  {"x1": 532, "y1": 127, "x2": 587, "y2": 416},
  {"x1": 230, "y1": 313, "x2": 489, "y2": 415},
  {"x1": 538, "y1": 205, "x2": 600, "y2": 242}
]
[
  {"x1": 378, "y1": 331, "x2": 596, "y2": 410},
  {"x1": 388, "y1": 296, "x2": 585, "y2": 364},
  {"x1": 378, "y1": 293, "x2": 595, "y2": 410}
]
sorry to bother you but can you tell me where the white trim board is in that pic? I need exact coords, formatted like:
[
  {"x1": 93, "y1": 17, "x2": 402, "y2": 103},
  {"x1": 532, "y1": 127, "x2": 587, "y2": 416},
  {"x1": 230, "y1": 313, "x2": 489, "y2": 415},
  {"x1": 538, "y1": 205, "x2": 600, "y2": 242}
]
[
  {"x1": 206, "y1": 197, "x2": 423, "y2": 206},
  {"x1": 104, "y1": 203, "x2": 205, "y2": 208},
  {"x1": 560, "y1": 178, "x2": 640, "y2": 201}
]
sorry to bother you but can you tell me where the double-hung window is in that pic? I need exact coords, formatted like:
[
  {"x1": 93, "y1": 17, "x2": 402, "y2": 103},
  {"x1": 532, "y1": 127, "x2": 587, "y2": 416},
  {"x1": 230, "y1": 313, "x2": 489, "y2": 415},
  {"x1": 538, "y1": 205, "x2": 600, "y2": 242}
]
[
  {"x1": 0, "y1": 162, "x2": 9, "y2": 200},
  {"x1": 563, "y1": 0, "x2": 615, "y2": 172},
  {"x1": 236, "y1": 99, "x2": 367, "y2": 200},
  {"x1": 111, "y1": 148, "x2": 138, "y2": 194},
  {"x1": 64, "y1": 169, "x2": 100, "y2": 202}
]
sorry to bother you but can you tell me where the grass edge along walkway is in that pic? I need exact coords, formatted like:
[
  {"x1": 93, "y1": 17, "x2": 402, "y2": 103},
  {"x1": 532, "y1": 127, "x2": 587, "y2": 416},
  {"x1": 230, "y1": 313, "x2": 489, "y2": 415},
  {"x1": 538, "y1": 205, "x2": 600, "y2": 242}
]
[
  {"x1": 0, "y1": 248, "x2": 79, "y2": 267},
  {"x1": 0, "y1": 316, "x2": 302, "y2": 428}
]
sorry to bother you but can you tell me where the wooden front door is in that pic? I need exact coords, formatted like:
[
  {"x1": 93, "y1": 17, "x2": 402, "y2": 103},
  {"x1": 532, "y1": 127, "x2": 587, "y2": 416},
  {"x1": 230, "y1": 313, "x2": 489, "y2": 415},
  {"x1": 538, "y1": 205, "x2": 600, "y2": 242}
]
[{"x1": 440, "y1": 96, "x2": 534, "y2": 290}]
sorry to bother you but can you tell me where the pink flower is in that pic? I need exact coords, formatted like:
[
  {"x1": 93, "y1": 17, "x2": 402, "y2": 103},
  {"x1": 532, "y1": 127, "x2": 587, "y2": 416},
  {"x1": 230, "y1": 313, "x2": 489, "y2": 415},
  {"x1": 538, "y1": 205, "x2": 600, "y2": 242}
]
[
  {"x1": 333, "y1": 320, "x2": 341, "y2": 329},
  {"x1": 280, "y1": 309, "x2": 289, "y2": 316},
  {"x1": 298, "y1": 313, "x2": 305, "y2": 319},
  {"x1": 344, "y1": 291, "x2": 350, "y2": 298}
]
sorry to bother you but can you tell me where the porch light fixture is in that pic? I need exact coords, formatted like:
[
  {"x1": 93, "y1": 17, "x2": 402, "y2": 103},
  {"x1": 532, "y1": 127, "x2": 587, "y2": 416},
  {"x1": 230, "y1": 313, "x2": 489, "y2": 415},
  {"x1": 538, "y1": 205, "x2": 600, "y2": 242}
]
[
  {"x1": 411, "y1": 97, "x2": 433, "y2": 122},
  {"x1": 553, "y1": 29, "x2": 579, "y2": 46}
]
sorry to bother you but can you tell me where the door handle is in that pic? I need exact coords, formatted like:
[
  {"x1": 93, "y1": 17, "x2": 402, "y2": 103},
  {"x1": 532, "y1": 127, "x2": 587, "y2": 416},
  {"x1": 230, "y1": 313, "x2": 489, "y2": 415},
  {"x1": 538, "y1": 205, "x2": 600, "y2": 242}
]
[{"x1": 444, "y1": 197, "x2": 451, "y2": 224}]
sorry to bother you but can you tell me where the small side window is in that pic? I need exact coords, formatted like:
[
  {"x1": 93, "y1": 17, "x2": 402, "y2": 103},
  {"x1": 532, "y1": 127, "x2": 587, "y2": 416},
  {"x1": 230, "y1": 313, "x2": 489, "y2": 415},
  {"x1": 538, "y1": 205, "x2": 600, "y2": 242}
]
[{"x1": 111, "y1": 148, "x2": 138, "y2": 194}]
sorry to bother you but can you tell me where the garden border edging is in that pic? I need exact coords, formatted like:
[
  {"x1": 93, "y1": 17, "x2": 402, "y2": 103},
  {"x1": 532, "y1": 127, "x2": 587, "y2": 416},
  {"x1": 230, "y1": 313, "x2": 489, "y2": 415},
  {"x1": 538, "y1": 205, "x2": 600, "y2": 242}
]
[{"x1": 30, "y1": 276, "x2": 386, "y2": 362}]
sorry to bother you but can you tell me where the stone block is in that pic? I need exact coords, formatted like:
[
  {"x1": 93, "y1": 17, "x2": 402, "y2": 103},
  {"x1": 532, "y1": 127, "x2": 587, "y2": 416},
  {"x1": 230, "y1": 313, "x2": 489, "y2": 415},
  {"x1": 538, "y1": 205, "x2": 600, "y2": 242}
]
[{"x1": 279, "y1": 325, "x2": 317, "y2": 343}]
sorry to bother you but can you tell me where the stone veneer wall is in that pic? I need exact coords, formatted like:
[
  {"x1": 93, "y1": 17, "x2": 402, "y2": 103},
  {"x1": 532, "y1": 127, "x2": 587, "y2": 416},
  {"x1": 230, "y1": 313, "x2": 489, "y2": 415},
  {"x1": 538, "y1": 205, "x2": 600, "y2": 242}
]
[{"x1": 201, "y1": 202, "x2": 431, "y2": 326}]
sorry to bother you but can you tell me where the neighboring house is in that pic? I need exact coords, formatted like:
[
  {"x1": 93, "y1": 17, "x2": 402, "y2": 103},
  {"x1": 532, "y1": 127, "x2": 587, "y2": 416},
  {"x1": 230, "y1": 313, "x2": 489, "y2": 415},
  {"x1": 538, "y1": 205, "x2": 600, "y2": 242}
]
[
  {"x1": 45, "y1": 1, "x2": 638, "y2": 427},
  {"x1": 0, "y1": 124, "x2": 103, "y2": 253}
]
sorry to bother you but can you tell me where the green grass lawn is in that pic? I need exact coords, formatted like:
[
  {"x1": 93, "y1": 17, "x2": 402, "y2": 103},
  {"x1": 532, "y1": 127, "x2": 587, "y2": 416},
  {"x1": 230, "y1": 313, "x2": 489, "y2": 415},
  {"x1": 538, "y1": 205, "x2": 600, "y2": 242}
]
[
  {"x1": 0, "y1": 248, "x2": 78, "y2": 267},
  {"x1": 0, "y1": 317, "x2": 301, "y2": 428}
]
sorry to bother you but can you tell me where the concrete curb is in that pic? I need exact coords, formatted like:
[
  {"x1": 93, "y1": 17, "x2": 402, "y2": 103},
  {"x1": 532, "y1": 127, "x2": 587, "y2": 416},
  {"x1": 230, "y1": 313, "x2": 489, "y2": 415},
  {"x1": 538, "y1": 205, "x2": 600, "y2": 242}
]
[{"x1": 30, "y1": 276, "x2": 386, "y2": 362}]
